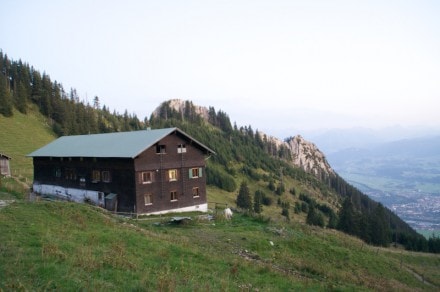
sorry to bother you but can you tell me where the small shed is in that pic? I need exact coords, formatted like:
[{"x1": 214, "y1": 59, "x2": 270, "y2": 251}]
[{"x1": 0, "y1": 153, "x2": 11, "y2": 177}]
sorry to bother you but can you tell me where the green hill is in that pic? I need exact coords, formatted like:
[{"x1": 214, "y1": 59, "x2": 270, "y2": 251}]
[
  {"x1": 1, "y1": 201, "x2": 439, "y2": 291},
  {"x1": 1, "y1": 51, "x2": 439, "y2": 289},
  {"x1": 0, "y1": 105, "x2": 56, "y2": 195}
]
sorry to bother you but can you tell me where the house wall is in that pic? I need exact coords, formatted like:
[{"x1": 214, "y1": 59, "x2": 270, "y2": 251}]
[
  {"x1": 0, "y1": 157, "x2": 11, "y2": 176},
  {"x1": 32, "y1": 157, "x2": 136, "y2": 212},
  {"x1": 32, "y1": 183, "x2": 105, "y2": 206},
  {"x1": 134, "y1": 132, "x2": 208, "y2": 214}
]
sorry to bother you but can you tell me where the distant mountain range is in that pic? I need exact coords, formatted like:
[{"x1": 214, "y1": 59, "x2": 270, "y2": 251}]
[{"x1": 304, "y1": 126, "x2": 440, "y2": 154}]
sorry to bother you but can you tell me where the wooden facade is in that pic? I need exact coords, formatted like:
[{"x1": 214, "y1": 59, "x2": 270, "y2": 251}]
[
  {"x1": 0, "y1": 153, "x2": 11, "y2": 177},
  {"x1": 29, "y1": 128, "x2": 214, "y2": 214}
]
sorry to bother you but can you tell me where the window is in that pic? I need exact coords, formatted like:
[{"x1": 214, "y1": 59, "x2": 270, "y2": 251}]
[
  {"x1": 177, "y1": 144, "x2": 187, "y2": 153},
  {"x1": 92, "y1": 170, "x2": 100, "y2": 182},
  {"x1": 156, "y1": 144, "x2": 166, "y2": 154},
  {"x1": 141, "y1": 171, "x2": 154, "y2": 184},
  {"x1": 65, "y1": 168, "x2": 76, "y2": 180},
  {"x1": 189, "y1": 168, "x2": 203, "y2": 179},
  {"x1": 170, "y1": 191, "x2": 178, "y2": 201},
  {"x1": 192, "y1": 187, "x2": 200, "y2": 198},
  {"x1": 144, "y1": 194, "x2": 153, "y2": 205},
  {"x1": 79, "y1": 177, "x2": 86, "y2": 187},
  {"x1": 54, "y1": 167, "x2": 61, "y2": 178},
  {"x1": 168, "y1": 169, "x2": 178, "y2": 181},
  {"x1": 102, "y1": 171, "x2": 111, "y2": 183}
]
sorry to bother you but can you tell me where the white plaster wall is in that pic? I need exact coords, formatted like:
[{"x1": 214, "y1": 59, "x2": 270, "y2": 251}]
[{"x1": 33, "y1": 183, "x2": 105, "y2": 206}]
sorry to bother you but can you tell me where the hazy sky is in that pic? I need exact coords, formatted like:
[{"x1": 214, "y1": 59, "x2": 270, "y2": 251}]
[{"x1": 2, "y1": 0, "x2": 440, "y2": 137}]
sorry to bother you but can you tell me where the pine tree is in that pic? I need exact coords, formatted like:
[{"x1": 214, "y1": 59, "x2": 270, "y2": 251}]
[
  {"x1": 236, "y1": 181, "x2": 252, "y2": 211},
  {"x1": 253, "y1": 190, "x2": 264, "y2": 214},
  {"x1": 337, "y1": 197, "x2": 359, "y2": 236},
  {"x1": 369, "y1": 203, "x2": 390, "y2": 247},
  {"x1": 0, "y1": 75, "x2": 13, "y2": 117}
]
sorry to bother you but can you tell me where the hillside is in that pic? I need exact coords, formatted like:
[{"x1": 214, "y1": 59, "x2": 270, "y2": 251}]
[
  {"x1": 0, "y1": 106, "x2": 55, "y2": 195},
  {"x1": 149, "y1": 99, "x2": 435, "y2": 250},
  {"x1": 1, "y1": 201, "x2": 439, "y2": 291},
  {"x1": 1, "y1": 52, "x2": 439, "y2": 288}
]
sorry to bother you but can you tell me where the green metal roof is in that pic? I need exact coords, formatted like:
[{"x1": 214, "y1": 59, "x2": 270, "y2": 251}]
[{"x1": 28, "y1": 127, "x2": 215, "y2": 158}]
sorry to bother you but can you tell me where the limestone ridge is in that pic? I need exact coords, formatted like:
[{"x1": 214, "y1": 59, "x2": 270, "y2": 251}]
[
  {"x1": 152, "y1": 99, "x2": 209, "y2": 121},
  {"x1": 285, "y1": 135, "x2": 335, "y2": 178},
  {"x1": 152, "y1": 99, "x2": 335, "y2": 178}
]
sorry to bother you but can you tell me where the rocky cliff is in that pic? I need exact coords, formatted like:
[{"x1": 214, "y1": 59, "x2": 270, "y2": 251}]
[
  {"x1": 152, "y1": 99, "x2": 335, "y2": 179},
  {"x1": 151, "y1": 99, "x2": 209, "y2": 121},
  {"x1": 285, "y1": 135, "x2": 335, "y2": 178}
]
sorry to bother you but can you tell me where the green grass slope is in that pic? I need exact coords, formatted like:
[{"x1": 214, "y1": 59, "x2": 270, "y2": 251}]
[
  {"x1": 0, "y1": 201, "x2": 439, "y2": 291},
  {"x1": 0, "y1": 106, "x2": 56, "y2": 195}
]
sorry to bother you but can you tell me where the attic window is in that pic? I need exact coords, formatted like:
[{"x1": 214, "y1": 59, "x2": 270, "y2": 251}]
[
  {"x1": 156, "y1": 144, "x2": 166, "y2": 154},
  {"x1": 177, "y1": 144, "x2": 187, "y2": 153}
]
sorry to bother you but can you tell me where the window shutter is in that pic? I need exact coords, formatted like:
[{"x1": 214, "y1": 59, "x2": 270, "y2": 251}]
[
  {"x1": 189, "y1": 169, "x2": 193, "y2": 179},
  {"x1": 199, "y1": 167, "x2": 203, "y2": 177}
]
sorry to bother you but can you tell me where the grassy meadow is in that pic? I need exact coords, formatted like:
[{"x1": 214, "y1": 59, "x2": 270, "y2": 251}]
[
  {"x1": 1, "y1": 108, "x2": 439, "y2": 290},
  {"x1": 1, "y1": 199, "x2": 439, "y2": 291}
]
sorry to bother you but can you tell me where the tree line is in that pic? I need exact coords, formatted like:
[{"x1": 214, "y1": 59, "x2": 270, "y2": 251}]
[
  {"x1": 2, "y1": 51, "x2": 437, "y2": 253},
  {"x1": 0, "y1": 51, "x2": 145, "y2": 135},
  {"x1": 149, "y1": 100, "x2": 439, "y2": 253}
]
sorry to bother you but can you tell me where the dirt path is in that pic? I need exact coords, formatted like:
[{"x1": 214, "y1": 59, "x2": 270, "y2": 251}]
[{"x1": 404, "y1": 266, "x2": 437, "y2": 289}]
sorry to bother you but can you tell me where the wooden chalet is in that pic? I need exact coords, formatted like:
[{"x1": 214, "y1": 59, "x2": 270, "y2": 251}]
[
  {"x1": 0, "y1": 153, "x2": 12, "y2": 177},
  {"x1": 28, "y1": 128, "x2": 215, "y2": 214}
]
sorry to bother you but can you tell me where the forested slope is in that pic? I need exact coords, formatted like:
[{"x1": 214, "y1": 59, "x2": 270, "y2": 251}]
[{"x1": 1, "y1": 50, "x2": 439, "y2": 252}]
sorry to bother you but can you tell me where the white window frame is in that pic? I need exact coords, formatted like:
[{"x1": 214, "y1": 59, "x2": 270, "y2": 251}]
[
  {"x1": 192, "y1": 187, "x2": 200, "y2": 198},
  {"x1": 170, "y1": 190, "x2": 178, "y2": 202},
  {"x1": 144, "y1": 193, "x2": 153, "y2": 205},
  {"x1": 177, "y1": 144, "x2": 187, "y2": 153},
  {"x1": 168, "y1": 169, "x2": 178, "y2": 181},
  {"x1": 141, "y1": 171, "x2": 153, "y2": 184}
]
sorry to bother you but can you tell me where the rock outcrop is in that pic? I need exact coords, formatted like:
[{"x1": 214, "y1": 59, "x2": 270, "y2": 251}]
[
  {"x1": 151, "y1": 99, "x2": 209, "y2": 121},
  {"x1": 152, "y1": 99, "x2": 335, "y2": 179},
  {"x1": 285, "y1": 135, "x2": 335, "y2": 178}
]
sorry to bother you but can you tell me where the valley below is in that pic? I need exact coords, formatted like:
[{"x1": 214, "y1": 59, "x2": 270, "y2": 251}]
[
  {"x1": 323, "y1": 134, "x2": 440, "y2": 233},
  {"x1": 342, "y1": 174, "x2": 440, "y2": 232}
]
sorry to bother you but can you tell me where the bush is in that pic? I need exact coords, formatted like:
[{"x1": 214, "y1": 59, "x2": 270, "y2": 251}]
[
  {"x1": 306, "y1": 206, "x2": 325, "y2": 227},
  {"x1": 206, "y1": 165, "x2": 237, "y2": 192},
  {"x1": 281, "y1": 207, "x2": 290, "y2": 221},
  {"x1": 261, "y1": 195, "x2": 273, "y2": 206}
]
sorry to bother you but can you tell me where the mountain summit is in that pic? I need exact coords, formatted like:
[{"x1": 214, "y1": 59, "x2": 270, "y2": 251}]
[{"x1": 152, "y1": 99, "x2": 334, "y2": 179}]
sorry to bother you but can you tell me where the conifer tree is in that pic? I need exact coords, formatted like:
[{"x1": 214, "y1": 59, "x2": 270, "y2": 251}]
[
  {"x1": 0, "y1": 75, "x2": 13, "y2": 117},
  {"x1": 14, "y1": 81, "x2": 27, "y2": 114},
  {"x1": 236, "y1": 181, "x2": 252, "y2": 211},
  {"x1": 253, "y1": 190, "x2": 264, "y2": 214},
  {"x1": 337, "y1": 197, "x2": 359, "y2": 235},
  {"x1": 369, "y1": 203, "x2": 390, "y2": 246}
]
